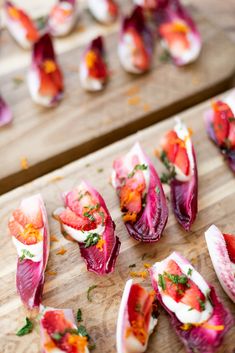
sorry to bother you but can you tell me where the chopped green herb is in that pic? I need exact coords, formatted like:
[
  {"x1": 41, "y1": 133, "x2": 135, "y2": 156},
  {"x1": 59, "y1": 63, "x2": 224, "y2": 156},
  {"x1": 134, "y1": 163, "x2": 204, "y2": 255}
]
[
  {"x1": 98, "y1": 211, "x2": 105, "y2": 226},
  {"x1": 158, "y1": 274, "x2": 166, "y2": 290},
  {"x1": 97, "y1": 168, "x2": 103, "y2": 173},
  {"x1": 88, "y1": 343, "x2": 96, "y2": 350},
  {"x1": 159, "y1": 50, "x2": 171, "y2": 63},
  {"x1": 187, "y1": 268, "x2": 193, "y2": 276},
  {"x1": 77, "y1": 325, "x2": 89, "y2": 338},
  {"x1": 85, "y1": 204, "x2": 100, "y2": 211},
  {"x1": 13, "y1": 76, "x2": 24, "y2": 87},
  {"x1": 19, "y1": 249, "x2": 35, "y2": 262},
  {"x1": 228, "y1": 117, "x2": 235, "y2": 123},
  {"x1": 83, "y1": 211, "x2": 96, "y2": 222},
  {"x1": 51, "y1": 332, "x2": 62, "y2": 340},
  {"x1": 78, "y1": 192, "x2": 84, "y2": 201},
  {"x1": 141, "y1": 253, "x2": 147, "y2": 260},
  {"x1": 198, "y1": 298, "x2": 206, "y2": 311},
  {"x1": 207, "y1": 291, "x2": 213, "y2": 307},
  {"x1": 87, "y1": 285, "x2": 97, "y2": 302},
  {"x1": 77, "y1": 308, "x2": 82, "y2": 322},
  {"x1": 165, "y1": 273, "x2": 188, "y2": 285},
  {"x1": 129, "y1": 264, "x2": 136, "y2": 268},
  {"x1": 160, "y1": 151, "x2": 176, "y2": 184},
  {"x1": 188, "y1": 307, "x2": 193, "y2": 311},
  {"x1": 84, "y1": 233, "x2": 100, "y2": 248},
  {"x1": 35, "y1": 16, "x2": 47, "y2": 30},
  {"x1": 155, "y1": 186, "x2": 160, "y2": 194},
  {"x1": 16, "y1": 317, "x2": 33, "y2": 336},
  {"x1": 128, "y1": 164, "x2": 148, "y2": 178}
]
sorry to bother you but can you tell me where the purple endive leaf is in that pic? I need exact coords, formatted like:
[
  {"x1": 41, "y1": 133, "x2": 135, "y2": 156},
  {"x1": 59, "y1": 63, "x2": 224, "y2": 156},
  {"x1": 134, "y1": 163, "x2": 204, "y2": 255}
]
[
  {"x1": 119, "y1": 6, "x2": 155, "y2": 73},
  {"x1": 112, "y1": 142, "x2": 168, "y2": 242},
  {"x1": 170, "y1": 147, "x2": 198, "y2": 231},
  {"x1": 205, "y1": 225, "x2": 235, "y2": 303},
  {"x1": 0, "y1": 96, "x2": 13, "y2": 127},
  {"x1": 54, "y1": 181, "x2": 120, "y2": 275},
  {"x1": 8, "y1": 194, "x2": 50, "y2": 310},
  {"x1": 150, "y1": 252, "x2": 234, "y2": 353},
  {"x1": 155, "y1": 0, "x2": 201, "y2": 65}
]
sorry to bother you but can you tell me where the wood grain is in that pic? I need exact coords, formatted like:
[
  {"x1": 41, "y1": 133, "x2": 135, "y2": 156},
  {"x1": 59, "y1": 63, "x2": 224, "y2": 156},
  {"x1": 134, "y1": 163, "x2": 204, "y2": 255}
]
[
  {"x1": 0, "y1": 90, "x2": 235, "y2": 353},
  {"x1": 1, "y1": 3, "x2": 235, "y2": 194}
]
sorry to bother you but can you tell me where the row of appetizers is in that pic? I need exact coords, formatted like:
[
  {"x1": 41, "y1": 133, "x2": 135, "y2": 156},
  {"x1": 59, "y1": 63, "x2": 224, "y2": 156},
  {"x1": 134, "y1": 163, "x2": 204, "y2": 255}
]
[
  {"x1": 0, "y1": 0, "x2": 202, "y2": 116},
  {"x1": 8, "y1": 91, "x2": 235, "y2": 351}
]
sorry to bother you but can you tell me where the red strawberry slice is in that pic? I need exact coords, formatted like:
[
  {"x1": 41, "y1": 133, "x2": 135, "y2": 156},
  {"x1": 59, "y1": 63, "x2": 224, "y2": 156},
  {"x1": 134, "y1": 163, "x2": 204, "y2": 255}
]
[
  {"x1": 181, "y1": 282, "x2": 205, "y2": 312},
  {"x1": 161, "y1": 130, "x2": 179, "y2": 163},
  {"x1": 223, "y1": 233, "x2": 235, "y2": 263},
  {"x1": 212, "y1": 101, "x2": 230, "y2": 146},
  {"x1": 39, "y1": 66, "x2": 63, "y2": 97},
  {"x1": 59, "y1": 208, "x2": 89, "y2": 230},
  {"x1": 164, "y1": 260, "x2": 185, "y2": 302},
  {"x1": 130, "y1": 29, "x2": 150, "y2": 71},
  {"x1": 13, "y1": 209, "x2": 28, "y2": 227},
  {"x1": 8, "y1": 219, "x2": 24, "y2": 237},
  {"x1": 159, "y1": 23, "x2": 190, "y2": 51},
  {"x1": 42, "y1": 310, "x2": 73, "y2": 336},
  {"x1": 108, "y1": 0, "x2": 118, "y2": 17},
  {"x1": 174, "y1": 146, "x2": 190, "y2": 176},
  {"x1": 120, "y1": 185, "x2": 142, "y2": 214},
  {"x1": 127, "y1": 284, "x2": 154, "y2": 343}
]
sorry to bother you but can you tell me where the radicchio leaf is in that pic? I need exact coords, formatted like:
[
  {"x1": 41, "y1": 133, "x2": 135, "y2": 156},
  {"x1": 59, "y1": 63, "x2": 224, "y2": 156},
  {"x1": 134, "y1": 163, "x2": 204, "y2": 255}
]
[
  {"x1": 159, "y1": 119, "x2": 198, "y2": 231},
  {"x1": 118, "y1": 6, "x2": 155, "y2": 74},
  {"x1": 79, "y1": 36, "x2": 108, "y2": 92},
  {"x1": 112, "y1": 142, "x2": 168, "y2": 242},
  {"x1": 8, "y1": 194, "x2": 50, "y2": 310},
  {"x1": 116, "y1": 279, "x2": 158, "y2": 353},
  {"x1": 205, "y1": 225, "x2": 235, "y2": 303},
  {"x1": 0, "y1": 95, "x2": 13, "y2": 127},
  {"x1": 48, "y1": 0, "x2": 77, "y2": 37},
  {"x1": 154, "y1": 0, "x2": 201, "y2": 65},
  {"x1": 4, "y1": 1, "x2": 39, "y2": 49},
  {"x1": 54, "y1": 181, "x2": 120, "y2": 275},
  {"x1": 150, "y1": 252, "x2": 234, "y2": 353},
  {"x1": 27, "y1": 33, "x2": 64, "y2": 107}
]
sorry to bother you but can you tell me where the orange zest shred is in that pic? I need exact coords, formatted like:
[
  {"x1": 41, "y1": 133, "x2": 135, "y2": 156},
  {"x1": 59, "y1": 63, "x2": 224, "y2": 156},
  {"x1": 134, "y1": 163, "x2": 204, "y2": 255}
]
[
  {"x1": 85, "y1": 50, "x2": 97, "y2": 69},
  {"x1": 123, "y1": 212, "x2": 137, "y2": 223},
  {"x1": 144, "y1": 263, "x2": 151, "y2": 269},
  {"x1": 43, "y1": 60, "x2": 57, "y2": 74},
  {"x1": 8, "y1": 6, "x2": 20, "y2": 19},
  {"x1": 96, "y1": 238, "x2": 105, "y2": 252},
  {"x1": 172, "y1": 21, "x2": 189, "y2": 33},
  {"x1": 56, "y1": 247, "x2": 67, "y2": 255},
  {"x1": 125, "y1": 319, "x2": 148, "y2": 345},
  {"x1": 143, "y1": 103, "x2": 150, "y2": 112},
  {"x1": 67, "y1": 334, "x2": 88, "y2": 351},
  {"x1": 181, "y1": 322, "x2": 225, "y2": 331},
  {"x1": 47, "y1": 270, "x2": 57, "y2": 276},
  {"x1": 130, "y1": 270, "x2": 148, "y2": 279},
  {"x1": 51, "y1": 234, "x2": 59, "y2": 242},
  {"x1": 126, "y1": 85, "x2": 140, "y2": 96},
  {"x1": 20, "y1": 223, "x2": 42, "y2": 243},
  {"x1": 20, "y1": 157, "x2": 29, "y2": 170},
  {"x1": 127, "y1": 96, "x2": 141, "y2": 106},
  {"x1": 44, "y1": 339, "x2": 56, "y2": 351}
]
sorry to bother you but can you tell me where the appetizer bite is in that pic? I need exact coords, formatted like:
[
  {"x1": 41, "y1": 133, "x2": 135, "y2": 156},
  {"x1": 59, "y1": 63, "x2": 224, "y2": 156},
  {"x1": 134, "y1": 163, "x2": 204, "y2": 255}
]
[
  {"x1": 158, "y1": 118, "x2": 198, "y2": 231},
  {"x1": 118, "y1": 6, "x2": 155, "y2": 74},
  {"x1": 205, "y1": 225, "x2": 235, "y2": 303},
  {"x1": 48, "y1": 0, "x2": 78, "y2": 37},
  {"x1": 40, "y1": 306, "x2": 89, "y2": 353},
  {"x1": 27, "y1": 33, "x2": 64, "y2": 107},
  {"x1": 0, "y1": 95, "x2": 13, "y2": 127},
  {"x1": 54, "y1": 181, "x2": 120, "y2": 275},
  {"x1": 79, "y1": 36, "x2": 109, "y2": 92},
  {"x1": 112, "y1": 142, "x2": 168, "y2": 242},
  {"x1": 155, "y1": 0, "x2": 201, "y2": 65},
  {"x1": 88, "y1": 0, "x2": 119, "y2": 24},
  {"x1": 116, "y1": 279, "x2": 158, "y2": 353},
  {"x1": 4, "y1": 1, "x2": 39, "y2": 49},
  {"x1": 8, "y1": 194, "x2": 50, "y2": 310},
  {"x1": 204, "y1": 91, "x2": 235, "y2": 173},
  {"x1": 150, "y1": 252, "x2": 234, "y2": 353}
]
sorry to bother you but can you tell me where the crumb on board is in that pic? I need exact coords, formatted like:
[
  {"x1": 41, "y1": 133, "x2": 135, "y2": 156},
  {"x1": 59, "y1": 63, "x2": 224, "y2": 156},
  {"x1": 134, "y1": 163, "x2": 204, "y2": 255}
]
[
  {"x1": 46, "y1": 270, "x2": 57, "y2": 276},
  {"x1": 143, "y1": 103, "x2": 151, "y2": 112},
  {"x1": 126, "y1": 85, "x2": 140, "y2": 96},
  {"x1": 127, "y1": 96, "x2": 141, "y2": 106},
  {"x1": 51, "y1": 234, "x2": 59, "y2": 242},
  {"x1": 20, "y1": 157, "x2": 29, "y2": 170},
  {"x1": 144, "y1": 263, "x2": 151, "y2": 269},
  {"x1": 130, "y1": 270, "x2": 148, "y2": 279},
  {"x1": 49, "y1": 176, "x2": 64, "y2": 183},
  {"x1": 56, "y1": 247, "x2": 67, "y2": 255}
]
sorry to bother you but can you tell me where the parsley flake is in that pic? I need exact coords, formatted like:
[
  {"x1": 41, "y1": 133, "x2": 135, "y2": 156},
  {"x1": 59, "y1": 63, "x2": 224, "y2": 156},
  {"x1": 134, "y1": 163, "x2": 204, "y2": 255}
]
[
  {"x1": 16, "y1": 317, "x2": 33, "y2": 336},
  {"x1": 87, "y1": 285, "x2": 97, "y2": 302}
]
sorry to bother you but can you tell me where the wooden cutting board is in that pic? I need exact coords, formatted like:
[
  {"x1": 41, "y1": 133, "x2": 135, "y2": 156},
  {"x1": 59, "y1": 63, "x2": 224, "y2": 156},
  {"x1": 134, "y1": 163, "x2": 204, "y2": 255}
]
[
  {"x1": 1, "y1": 1, "x2": 235, "y2": 194},
  {"x1": 0, "y1": 90, "x2": 234, "y2": 353}
]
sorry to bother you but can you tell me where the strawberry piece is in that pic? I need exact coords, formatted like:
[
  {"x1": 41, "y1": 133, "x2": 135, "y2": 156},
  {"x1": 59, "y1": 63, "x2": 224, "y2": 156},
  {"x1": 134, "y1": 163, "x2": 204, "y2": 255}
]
[
  {"x1": 13, "y1": 208, "x2": 43, "y2": 228},
  {"x1": 174, "y1": 146, "x2": 190, "y2": 176},
  {"x1": 8, "y1": 219, "x2": 24, "y2": 237},
  {"x1": 108, "y1": 0, "x2": 118, "y2": 17},
  {"x1": 181, "y1": 281, "x2": 205, "y2": 312},
  {"x1": 59, "y1": 208, "x2": 89, "y2": 230},
  {"x1": 164, "y1": 260, "x2": 185, "y2": 302},
  {"x1": 42, "y1": 310, "x2": 73, "y2": 336},
  {"x1": 159, "y1": 22, "x2": 190, "y2": 52},
  {"x1": 212, "y1": 101, "x2": 230, "y2": 146},
  {"x1": 39, "y1": 65, "x2": 63, "y2": 97},
  {"x1": 127, "y1": 284, "x2": 154, "y2": 344},
  {"x1": 120, "y1": 185, "x2": 142, "y2": 215},
  {"x1": 129, "y1": 28, "x2": 150, "y2": 71},
  {"x1": 223, "y1": 233, "x2": 235, "y2": 263},
  {"x1": 161, "y1": 130, "x2": 179, "y2": 164},
  {"x1": 12, "y1": 209, "x2": 28, "y2": 227}
]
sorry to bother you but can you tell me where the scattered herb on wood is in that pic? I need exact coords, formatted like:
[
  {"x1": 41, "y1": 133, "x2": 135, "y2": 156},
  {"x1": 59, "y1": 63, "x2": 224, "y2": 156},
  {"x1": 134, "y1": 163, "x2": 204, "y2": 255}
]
[
  {"x1": 129, "y1": 264, "x2": 136, "y2": 268},
  {"x1": 16, "y1": 317, "x2": 33, "y2": 336},
  {"x1": 77, "y1": 308, "x2": 82, "y2": 322},
  {"x1": 87, "y1": 285, "x2": 97, "y2": 302}
]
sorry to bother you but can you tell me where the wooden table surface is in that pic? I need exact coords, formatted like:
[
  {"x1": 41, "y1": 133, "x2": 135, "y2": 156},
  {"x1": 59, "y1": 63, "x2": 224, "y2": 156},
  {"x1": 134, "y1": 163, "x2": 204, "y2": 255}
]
[
  {"x1": 0, "y1": 89, "x2": 234, "y2": 353},
  {"x1": 1, "y1": 1, "x2": 235, "y2": 195}
]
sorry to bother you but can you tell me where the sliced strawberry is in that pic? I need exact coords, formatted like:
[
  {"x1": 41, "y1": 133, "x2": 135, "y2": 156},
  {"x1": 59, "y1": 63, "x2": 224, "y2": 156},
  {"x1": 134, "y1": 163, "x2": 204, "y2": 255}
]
[
  {"x1": 129, "y1": 29, "x2": 150, "y2": 71},
  {"x1": 42, "y1": 310, "x2": 73, "y2": 336},
  {"x1": 212, "y1": 101, "x2": 230, "y2": 146},
  {"x1": 8, "y1": 219, "x2": 23, "y2": 237},
  {"x1": 161, "y1": 130, "x2": 179, "y2": 163},
  {"x1": 181, "y1": 281, "x2": 205, "y2": 312},
  {"x1": 59, "y1": 333, "x2": 87, "y2": 353},
  {"x1": 120, "y1": 185, "x2": 142, "y2": 214},
  {"x1": 159, "y1": 22, "x2": 190, "y2": 52},
  {"x1": 223, "y1": 233, "x2": 235, "y2": 263},
  {"x1": 108, "y1": 0, "x2": 118, "y2": 17},
  {"x1": 164, "y1": 260, "x2": 185, "y2": 302},
  {"x1": 174, "y1": 146, "x2": 190, "y2": 175},
  {"x1": 19, "y1": 11, "x2": 39, "y2": 42},
  {"x1": 127, "y1": 284, "x2": 154, "y2": 344},
  {"x1": 12, "y1": 209, "x2": 28, "y2": 227},
  {"x1": 39, "y1": 66, "x2": 63, "y2": 97},
  {"x1": 59, "y1": 208, "x2": 88, "y2": 230}
]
